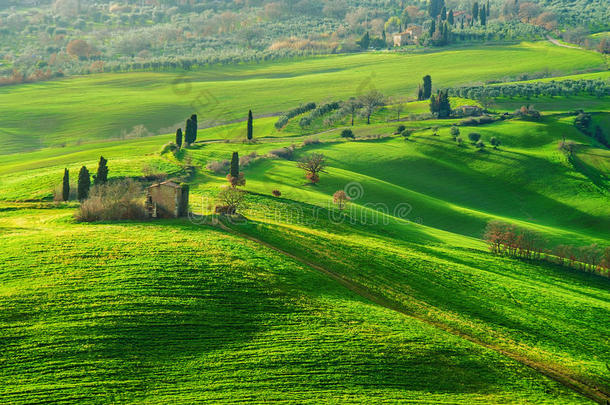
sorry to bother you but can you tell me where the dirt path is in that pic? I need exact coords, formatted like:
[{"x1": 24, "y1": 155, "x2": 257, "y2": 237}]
[
  {"x1": 215, "y1": 219, "x2": 610, "y2": 404},
  {"x1": 547, "y1": 35, "x2": 582, "y2": 49}
]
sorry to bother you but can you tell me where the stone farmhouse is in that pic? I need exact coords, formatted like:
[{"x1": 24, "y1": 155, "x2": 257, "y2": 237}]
[
  {"x1": 146, "y1": 181, "x2": 189, "y2": 218},
  {"x1": 393, "y1": 26, "x2": 423, "y2": 47}
]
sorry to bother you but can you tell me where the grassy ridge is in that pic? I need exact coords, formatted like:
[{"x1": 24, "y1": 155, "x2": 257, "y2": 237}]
[
  {"x1": 221, "y1": 193, "x2": 610, "y2": 395},
  {"x1": 0, "y1": 42, "x2": 605, "y2": 154},
  {"x1": 0, "y1": 207, "x2": 591, "y2": 403}
]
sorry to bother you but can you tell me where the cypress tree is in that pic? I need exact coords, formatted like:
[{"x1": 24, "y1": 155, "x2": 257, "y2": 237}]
[
  {"x1": 441, "y1": 6, "x2": 447, "y2": 20},
  {"x1": 422, "y1": 75, "x2": 432, "y2": 99},
  {"x1": 417, "y1": 85, "x2": 423, "y2": 101},
  {"x1": 95, "y1": 156, "x2": 108, "y2": 185},
  {"x1": 247, "y1": 110, "x2": 253, "y2": 140},
  {"x1": 62, "y1": 168, "x2": 70, "y2": 202},
  {"x1": 176, "y1": 128, "x2": 183, "y2": 149},
  {"x1": 429, "y1": 19, "x2": 436, "y2": 36},
  {"x1": 448, "y1": 9, "x2": 454, "y2": 25},
  {"x1": 190, "y1": 114, "x2": 198, "y2": 143},
  {"x1": 77, "y1": 166, "x2": 90, "y2": 201},
  {"x1": 480, "y1": 5, "x2": 487, "y2": 25},
  {"x1": 230, "y1": 152, "x2": 239, "y2": 178},
  {"x1": 487, "y1": 0, "x2": 490, "y2": 16},
  {"x1": 439, "y1": 90, "x2": 451, "y2": 118},
  {"x1": 185, "y1": 115, "x2": 198, "y2": 145},
  {"x1": 472, "y1": 2, "x2": 479, "y2": 21},
  {"x1": 185, "y1": 118, "x2": 194, "y2": 145},
  {"x1": 185, "y1": 118, "x2": 192, "y2": 145}
]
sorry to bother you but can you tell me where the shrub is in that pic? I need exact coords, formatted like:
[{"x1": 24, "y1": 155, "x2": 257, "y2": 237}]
[
  {"x1": 401, "y1": 128, "x2": 414, "y2": 139},
  {"x1": 476, "y1": 140, "x2": 485, "y2": 150},
  {"x1": 468, "y1": 132, "x2": 481, "y2": 143},
  {"x1": 269, "y1": 146, "x2": 294, "y2": 160},
  {"x1": 275, "y1": 102, "x2": 316, "y2": 129},
  {"x1": 333, "y1": 190, "x2": 350, "y2": 210},
  {"x1": 490, "y1": 137, "x2": 501, "y2": 149},
  {"x1": 216, "y1": 186, "x2": 247, "y2": 215},
  {"x1": 297, "y1": 153, "x2": 326, "y2": 183},
  {"x1": 239, "y1": 151, "x2": 258, "y2": 167},
  {"x1": 160, "y1": 142, "x2": 178, "y2": 154},
  {"x1": 206, "y1": 159, "x2": 230, "y2": 174},
  {"x1": 341, "y1": 129, "x2": 354, "y2": 139},
  {"x1": 450, "y1": 126, "x2": 460, "y2": 138},
  {"x1": 395, "y1": 124, "x2": 406, "y2": 134},
  {"x1": 456, "y1": 137, "x2": 463, "y2": 146},
  {"x1": 272, "y1": 189, "x2": 282, "y2": 197},
  {"x1": 303, "y1": 137, "x2": 320, "y2": 146},
  {"x1": 299, "y1": 101, "x2": 340, "y2": 127},
  {"x1": 75, "y1": 179, "x2": 146, "y2": 222}
]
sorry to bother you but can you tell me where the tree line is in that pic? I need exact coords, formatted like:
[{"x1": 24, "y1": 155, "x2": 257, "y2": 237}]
[
  {"x1": 484, "y1": 220, "x2": 610, "y2": 276},
  {"x1": 448, "y1": 79, "x2": 609, "y2": 101}
]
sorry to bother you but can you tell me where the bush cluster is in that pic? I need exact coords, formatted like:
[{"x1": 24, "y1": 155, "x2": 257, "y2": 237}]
[
  {"x1": 275, "y1": 102, "x2": 316, "y2": 129},
  {"x1": 75, "y1": 179, "x2": 147, "y2": 222}
]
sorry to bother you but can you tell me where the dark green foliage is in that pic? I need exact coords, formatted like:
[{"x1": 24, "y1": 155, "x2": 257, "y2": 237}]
[
  {"x1": 594, "y1": 126, "x2": 608, "y2": 148},
  {"x1": 490, "y1": 137, "x2": 501, "y2": 148},
  {"x1": 429, "y1": 19, "x2": 436, "y2": 37},
  {"x1": 449, "y1": 79, "x2": 609, "y2": 101},
  {"x1": 450, "y1": 126, "x2": 460, "y2": 138},
  {"x1": 396, "y1": 125, "x2": 406, "y2": 134},
  {"x1": 343, "y1": 98, "x2": 362, "y2": 126},
  {"x1": 430, "y1": 90, "x2": 451, "y2": 118},
  {"x1": 184, "y1": 115, "x2": 198, "y2": 145},
  {"x1": 422, "y1": 75, "x2": 432, "y2": 100},
  {"x1": 472, "y1": 2, "x2": 479, "y2": 21},
  {"x1": 77, "y1": 166, "x2": 90, "y2": 201},
  {"x1": 94, "y1": 156, "x2": 108, "y2": 185},
  {"x1": 62, "y1": 168, "x2": 70, "y2": 202},
  {"x1": 357, "y1": 32, "x2": 370, "y2": 50},
  {"x1": 428, "y1": 0, "x2": 445, "y2": 18},
  {"x1": 275, "y1": 102, "x2": 316, "y2": 129},
  {"x1": 574, "y1": 112, "x2": 592, "y2": 134},
  {"x1": 230, "y1": 152, "x2": 239, "y2": 178},
  {"x1": 247, "y1": 110, "x2": 253, "y2": 140},
  {"x1": 468, "y1": 132, "x2": 481, "y2": 143},
  {"x1": 480, "y1": 5, "x2": 487, "y2": 25},
  {"x1": 401, "y1": 128, "x2": 414, "y2": 138},
  {"x1": 300, "y1": 102, "x2": 340, "y2": 127},
  {"x1": 341, "y1": 129, "x2": 354, "y2": 139},
  {"x1": 476, "y1": 140, "x2": 485, "y2": 149},
  {"x1": 448, "y1": 9, "x2": 454, "y2": 25},
  {"x1": 176, "y1": 128, "x2": 183, "y2": 149},
  {"x1": 441, "y1": 6, "x2": 447, "y2": 20},
  {"x1": 417, "y1": 85, "x2": 424, "y2": 101}
]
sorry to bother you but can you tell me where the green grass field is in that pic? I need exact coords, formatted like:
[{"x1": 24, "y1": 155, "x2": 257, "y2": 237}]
[
  {"x1": 0, "y1": 41, "x2": 606, "y2": 154},
  {"x1": 0, "y1": 43, "x2": 609, "y2": 404}
]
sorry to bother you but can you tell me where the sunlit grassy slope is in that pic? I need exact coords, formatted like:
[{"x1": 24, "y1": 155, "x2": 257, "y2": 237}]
[
  {"x1": 0, "y1": 44, "x2": 609, "y2": 404},
  {"x1": 0, "y1": 41, "x2": 605, "y2": 154},
  {"x1": 0, "y1": 207, "x2": 596, "y2": 404}
]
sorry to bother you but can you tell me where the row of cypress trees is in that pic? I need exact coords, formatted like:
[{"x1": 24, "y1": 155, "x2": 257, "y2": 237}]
[
  {"x1": 61, "y1": 156, "x2": 108, "y2": 201},
  {"x1": 174, "y1": 110, "x2": 253, "y2": 149}
]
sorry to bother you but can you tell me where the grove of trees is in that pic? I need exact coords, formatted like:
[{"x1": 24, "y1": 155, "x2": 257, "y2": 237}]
[{"x1": 484, "y1": 220, "x2": 610, "y2": 276}]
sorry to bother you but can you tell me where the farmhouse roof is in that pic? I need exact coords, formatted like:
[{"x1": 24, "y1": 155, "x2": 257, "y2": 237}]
[{"x1": 150, "y1": 180, "x2": 182, "y2": 189}]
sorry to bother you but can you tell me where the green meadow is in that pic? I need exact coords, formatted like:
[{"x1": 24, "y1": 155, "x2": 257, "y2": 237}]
[
  {"x1": 0, "y1": 42, "x2": 609, "y2": 403},
  {"x1": 0, "y1": 41, "x2": 605, "y2": 154}
]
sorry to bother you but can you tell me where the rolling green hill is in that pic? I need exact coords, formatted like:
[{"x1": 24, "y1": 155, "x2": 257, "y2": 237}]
[
  {"x1": 0, "y1": 42, "x2": 606, "y2": 154},
  {"x1": 0, "y1": 44, "x2": 609, "y2": 404}
]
